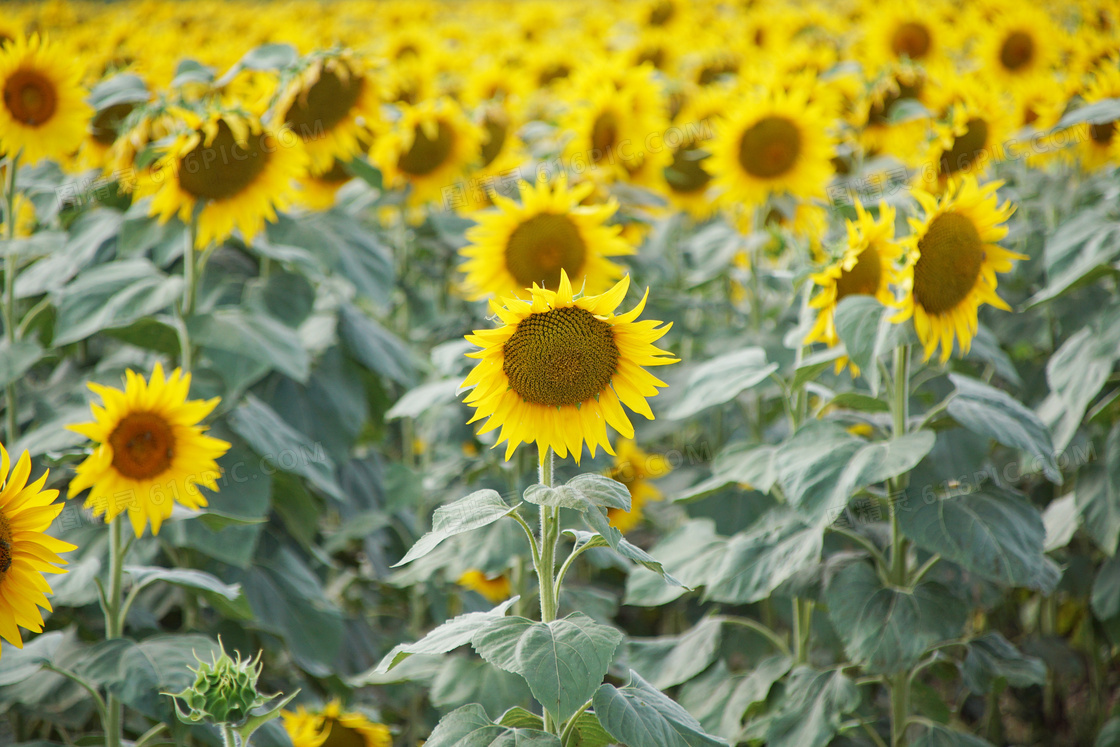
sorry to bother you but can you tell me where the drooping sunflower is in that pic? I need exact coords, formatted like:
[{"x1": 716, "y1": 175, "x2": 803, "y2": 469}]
[
  {"x1": 709, "y1": 83, "x2": 836, "y2": 210},
  {"x1": 892, "y1": 176, "x2": 1024, "y2": 363},
  {"x1": 282, "y1": 700, "x2": 392, "y2": 747},
  {"x1": 457, "y1": 569, "x2": 511, "y2": 603},
  {"x1": 605, "y1": 439, "x2": 671, "y2": 533},
  {"x1": 462, "y1": 271, "x2": 677, "y2": 464},
  {"x1": 0, "y1": 34, "x2": 92, "y2": 164},
  {"x1": 272, "y1": 53, "x2": 381, "y2": 173},
  {"x1": 66, "y1": 363, "x2": 232, "y2": 538},
  {"x1": 459, "y1": 176, "x2": 636, "y2": 300},
  {"x1": 0, "y1": 444, "x2": 75, "y2": 659},
  {"x1": 144, "y1": 109, "x2": 306, "y2": 249},
  {"x1": 804, "y1": 200, "x2": 904, "y2": 372}
]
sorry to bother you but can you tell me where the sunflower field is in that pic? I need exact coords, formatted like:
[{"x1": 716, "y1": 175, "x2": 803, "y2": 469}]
[{"x1": 1, "y1": 0, "x2": 1120, "y2": 746}]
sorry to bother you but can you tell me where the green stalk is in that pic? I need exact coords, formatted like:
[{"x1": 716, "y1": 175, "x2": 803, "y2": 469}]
[
  {"x1": 537, "y1": 446, "x2": 560, "y2": 734},
  {"x1": 177, "y1": 219, "x2": 199, "y2": 374},
  {"x1": 104, "y1": 517, "x2": 126, "y2": 747},
  {"x1": 3, "y1": 155, "x2": 20, "y2": 444},
  {"x1": 888, "y1": 345, "x2": 911, "y2": 747}
]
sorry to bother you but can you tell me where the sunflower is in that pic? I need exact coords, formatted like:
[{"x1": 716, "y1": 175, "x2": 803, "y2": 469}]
[
  {"x1": 0, "y1": 34, "x2": 92, "y2": 165},
  {"x1": 76, "y1": 78, "x2": 150, "y2": 171},
  {"x1": 605, "y1": 439, "x2": 671, "y2": 533},
  {"x1": 859, "y1": 1, "x2": 952, "y2": 70},
  {"x1": 1070, "y1": 59, "x2": 1120, "y2": 172},
  {"x1": 66, "y1": 363, "x2": 232, "y2": 538},
  {"x1": 659, "y1": 88, "x2": 725, "y2": 219},
  {"x1": 272, "y1": 53, "x2": 381, "y2": 173},
  {"x1": 295, "y1": 158, "x2": 356, "y2": 211},
  {"x1": 922, "y1": 76, "x2": 1015, "y2": 189},
  {"x1": 709, "y1": 82, "x2": 836, "y2": 210},
  {"x1": 370, "y1": 97, "x2": 481, "y2": 208},
  {"x1": 145, "y1": 109, "x2": 306, "y2": 249},
  {"x1": 852, "y1": 64, "x2": 931, "y2": 165},
  {"x1": 0, "y1": 194, "x2": 35, "y2": 237},
  {"x1": 457, "y1": 569, "x2": 511, "y2": 603},
  {"x1": 0, "y1": 444, "x2": 75, "y2": 659},
  {"x1": 804, "y1": 200, "x2": 903, "y2": 373},
  {"x1": 976, "y1": 7, "x2": 1060, "y2": 86},
  {"x1": 282, "y1": 700, "x2": 392, "y2": 747},
  {"x1": 459, "y1": 176, "x2": 636, "y2": 299},
  {"x1": 462, "y1": 271, "x2": 677, "y2": 464},
  {"x1": 892, "y1": 176, "x2": 1023, "y2": 363},
  {"x1": 454, "y1": 102, "x2": 528, "y2": 213}
]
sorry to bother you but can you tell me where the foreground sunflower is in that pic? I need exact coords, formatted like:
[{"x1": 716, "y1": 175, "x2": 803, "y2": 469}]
[
  {"x1": 145, "y1": 109, "x2": 305, "y2": 248},
  {"x1": 605, "y1": 439, "x2": 671, "y2": 533},
  {"x1": 462, "y1": 271, "x2": 677, "y2": 463},
  {"x1": 892, "y1": 176, "x2": 1023, "y2": 363},
  {"x1": 282, "y1": 700, "x2": 392, "y2": 747},
  {"x1": 66, "y1": 363, "x2": 231, "y2": 537},
  {"x1": 0, "y1": 445, "x2": 75, "y2": 659},
  {"x1": 0, "y1": 34, "x2": 92, "y2": 164},
  {"x1": 459, "y1": 176, "x2": 636, "y2": 299}
]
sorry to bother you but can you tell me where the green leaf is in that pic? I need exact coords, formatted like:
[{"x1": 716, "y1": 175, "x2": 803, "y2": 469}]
[
  {"x1": 425, "y1": 704, "x2": 561, "y2": 747},
  {"x1": 1097, "y1": 717, "x2": 1120, "y2": 747},
  {"x1": 0, "y1": 338, "x2": 42, "y2": 388},
  {"x1": 16, "y1": 210, "x2": 123, "y2": 298},
  {"x1": 567, "y1": 712, "x2": 615, "y2": 747},
  {"x1": 431, "y1": 657, "x2": 533, "y2": 719},
  {"x1": 827, "y1": 392, "x2": 890, "y2": 413},
  {"x1": 705, "y1": 510, "x2": 822, "y2": 604},
  {"x1": 777, "y1": 421, "x2": 934, "y2": 526},
  {"x1": 947, "y1": 374, "x2": 1060, "y2": 483},
  {"x1": 370, "y1": 598, "x2": 519, "y2": 674},
  {"x1": 472, "y1": 612, "x2": 623, "y2": 723},
  {"x1": 1028, "y1": 205, "x2": 1120, "y2": 306},
  {"x1": 0, "y1": 632, "x2": 64, "y2": 686},
  {"x1": 498, "y1": 707, "x2": 543, "y2": 730},
  {"x1": 593, "y1": 671, "x2": 729, "y2": 747},
  {"x1": 52, "y1": 259, "x2": 183, "y2": 345},
  {"x1": 124, "y1": 566, "x2": 248, "y2": 619},
  {"x1": 1056, "y1": 97, "x2": 1120, "y2": 128},
  {"x1": 170, "y1": 59, "x2": 215, "y2": 87},
  {"x1": 825, "y1": 562, "x2": 967, "y2": 674},
  {"x1": 387, "y1": 378, "x2": 461, "y2": 419},
  {"x1": 911, "y1": 723, "x2": 995, "y2": 747},
  {"x1": 582, "y1": 505, "x2": 685, "y2": 586},
  {"x1": 1042, "y1": 318, "x2": 1120, "y2": 450},
  {"x1": 1075, "y1": 424, "x2": 1120, "y2": 555},
  {"x1": 834, "y1": 296, "x2": 895, "y2": 395},
  {"x1": 624, "y1": 617, "x2": 723, "y2": 689},
  {"x1": 666, "y1": 347, "x2": 777, "y2": 420},
  {"x1": 765, "y1": 667, "x2": 860, "y2": 747},
  {"x1": 624, "y1": 520, "x2": 726, "y2": 606},
  {"x1": 961, "y1": 632, "x2": 1046, "y2": 693},
  {"x1": 215, "y1": 43, "x2": 297, "y2": 86},
  {"x1": 1092, "y1": 554, "x2": 1120, "y2": 621},
  {"x1": 339, "y1": 303, "x2": 415, "y2": 385},
  {"x1": 87, "y1": 72, "x2": 150, "y2": 110},
  {"x1": 898, "y1": 484, "x2": 1060, "y2": 592},
  {"x1": 395, "y1": 490, "x2": 520, "y2": 567},
  {"x1": 525, "y1": 474, "x2": 630, "y2": 512},
  {"x1": 1042, "y1": 494, "x2": 1080, "y2": 552},
  {"x1": 677, "y1": 443, "x2": 777, "y2": 503},
  {"x1": 188, "y1": 308, "x2": 311, "y2": 383}
]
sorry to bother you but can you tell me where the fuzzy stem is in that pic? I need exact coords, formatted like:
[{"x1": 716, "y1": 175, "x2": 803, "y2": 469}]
[
  {"x1": 537, "y1": 446, "x2": 560, "y2": 734},
  {"x1": 3, "y1": 155, "x2": 20, "y2": 443},
  {"x1": 105, "y1": 517, "x2": 126, "y2": 747},
  {"x1": 888, "y1": 345, "x2": 912, "y2": 747}
]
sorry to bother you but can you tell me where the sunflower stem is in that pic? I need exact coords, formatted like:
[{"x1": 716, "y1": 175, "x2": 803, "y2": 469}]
[
  {"x1": 888, "y1": 345, "x2": 912, "y2": 747},
  {"x1": 3, "y1": 154, "x2": 20, "y2": 444},
  {"x1": 178, "y1": 217, "x2": 199, "y2": 373},
  {"x1": 105, "y1": 516, "x2": 126, "y2": 747},
  {"x1": 537, "y1": 446, "x2": 561, "y2": 734}
]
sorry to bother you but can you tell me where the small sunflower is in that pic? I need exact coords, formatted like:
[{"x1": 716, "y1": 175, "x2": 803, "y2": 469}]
[
  {"x1": 462, "y1": 271, "x2": 677, "y2": 464},
  {"x1": 892, "y1": 176, "x2": 1024, "y2": 363},
  {"x1": 145, "y1": 109, "x2": 306, "y2": 249},
  {"x1": 859, "y1": 2, "x2": 951, "y2": 70},
  {"x1": 804, "y1": 200, "x2": 904, "y2": 372},
  {"x1": 459, "y1": 175, "x2": 636, "y2": 299},
  {"x1": 605, "y1": 439, "x2": 671, "y2": 533},
  {"x1": 852, "y1": 64, "x2": 931, "y2": 165},
  {"x1": 66, "y1": 363, "x2": 232, "y2": 538},
  {"x1": 922, "y1": 76, "x2": 1015, "y2": 189},
  {"x1": 0, "y1": 445, "x2": 75, "y2": 658},
  {"x1": 1071, "y1": 60, "x2": 1120, "y2": 172},
  {"x1": 0, "y1": 194, "x2": 34, "y2": 237},
  {"x1": 295, "y1": 158, "x2": 356, "y2": 211},
  {"x1": 709, "y1": 83, "x2": 835, "y2": 210},
  {"x1": 282, "y1": 700, "x2": 392, "y2": 747},
  {"x1": 272, "y1": 53, "x2": 381, "y2": 173},
  {"x1": 457, "y1": 569, "x2": 511, "y2": 603},
  {"x1": 977, "y1": 7, "x2": 1059, "y2": 85},
  {"x1": 659, "y1": 88, "x2": 724, "y2": 219},
  {"x1": 0, "y1": 34, "x2": 92, "y2": 164}
]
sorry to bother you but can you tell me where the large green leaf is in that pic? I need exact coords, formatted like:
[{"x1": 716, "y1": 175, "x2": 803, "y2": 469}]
[
  {"x1": 1042, "y1": 494, "x2": 1080, "y2": 552},
  {"x1": 911, "y1": 723, "x2": 995, "y2": 747},
  {"x1": 525, "y1": 474, "x2": 630, "y2": 512},
  {"x1": 765, "y1": 667, "x2": 860, "y2": 747},
  {"x1": 395, "y1": 490, "x2": 520, "y2": 566},
  {"x1": 1027, "y1": 202, "x2": 1120, "y2": 306},
  {"x1": 947, "y1": 374, "x2": 1059, "y2": 483},
  {"x1": 581, "y1": 505, "x2": 684, "y2": 586},
  {"x1": 825, "y1": 562, "x2": 967, "y2": 674},
  {"x1": 1041, "y1": 317, "x2": 1120, "y2": 450},
  {"x1": 624, "y1": 617, "x2": 723, "y2": 689},
  {"x1": 472, "y1": 612, "x2": 623, "y2": 723},
  {"x1": 624, "y1": 520, "x2": 726, "y2": 606},
  {"x1": 0, "y1": 339, "x2": 42, "y2": 388},
  {"x1": 777, "y1": 420, "x2": 934, "y2": 526},
  {"x1": 52, "y1": 259, "x2": 183, "y2": 345},
  {"x1": 431, "y1": 658, "x2": 533, "y2": 720},
  {"x1": 124, "y1": 566, "x2": 248, "y2": 618},
  {"x1": 424, "y1": 704, "x2": 561, "y2": 747},
  {"x1": 387, "y1": 378, "x2": 461, "y2": 419},
  {"x1": 593, "y1": 671, "x2": 729, "y2": 747},
  {"x1": 898, "y1": 485, "x2": 1059, "y2": 592},
  {"x1": 339, "y1": 303, "x2": 415, "y2": 385},
  {"x1": 834, "y1": 296, "x2": 896, "y2": 395},
  {"x1": 961, "y1": 632, "x2": 1046, "y2": 694},
  {"x1": 0, "y1": 632, "x2": 64, "y2": 686},
  {"x1": 705, "y1": 509, "x2": 822, "y2": 604},
  {"x1": 676, "y1": 443, "x2": 777, "y2": 503},
  {"x1": 189, "y1": 308, "x2": 311, "y2": 382},
  {"x1": 666, "y1": 348, "x2": 777, "y2": 420},
  {"x1": 1076, "y1": 424, "x2": 1120, "y2": 555},
  {"x1": 1092, "y1": 554, "x2": 1120, "y2": 621},
  {"x1": 370, "y1": 598, "x2": 519, "y2": 674},
  {"x1": 16, "y1": 209, "x2": 122, "y2": 298}
]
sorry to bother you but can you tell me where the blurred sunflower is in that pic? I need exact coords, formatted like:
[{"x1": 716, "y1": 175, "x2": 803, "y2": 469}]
[
  {"x1": 0, "y1": 445, "x2": 75, "y2": 659},
  {"x1": 273, "y1": 53, "x2": 380, "y2": 173},
  {"x1": 977, "y1": 7, "x2": 1059, "y2": 85},
  {"x1": 145, "y1": 109, "x2": 305, "y2": 248},
  {"x1": 853, "y1": 64, "x2": 931, "y2": 165},
  {"x1": 456, "y1": 103, "x2": 528, "y2": 213},
  {"x1": 892, "y1": 176, "x2": 1023, "y2": 363},
  {"x1": 709, "y1": 83, "x2": 835, "y2": 209},
  {"x1": 0, "y1": 194, "x2": 34, "y2": 237},
  {"x1": 1072, "y1": 59, "x2": 1120, "y2": 171},
  {"x1": 660, "y1": 88, "x2": 724, "y2": 219},
  {"x1": 0, "y1": 34, "x2": 91, "y2": 164},
  {"x1": 922, "y1": 77, "x2": 1014, "y2": 189},
  {"x1": 804, "y1": 200, "x2": 903, "y2": 373},
  {"x1": 605, "y1": 439, "x2": 671, "y2": 533},
  {"x1": 66, "y1": 363, "x2": 232, "y2": 538},
  {"x1": 462, "y1": 271, "x2": 677, "y2": 463},
  {"x1": 457, "y1": 569, "x2": 511, "y2": 603},
  {"x1": 459, "y1": 176, "x2": 635, "y2": 299},
  {"x1": 295, "y1": 158, "x2": 355, "y2": 211},
  {"x1": 282, "y1": 700, "x2": 392, "y2": 747},
  {"x1": 860, "y1": 2, "x2": 951, "y2": 69},
  {"x1": 77, "y1": 76, "x2": 149, "y2": 171}
]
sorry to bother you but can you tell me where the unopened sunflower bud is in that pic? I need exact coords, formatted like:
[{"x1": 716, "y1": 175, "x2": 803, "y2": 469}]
[{"x1": 168, "y1": 639, "x2": 270, "y2": 727}]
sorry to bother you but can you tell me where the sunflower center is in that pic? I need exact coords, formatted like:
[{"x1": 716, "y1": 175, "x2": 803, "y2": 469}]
[
  {"x1": 503, "y1": 306, "x2": 620, "y2": 407},
  {"x1": 3, "y1": 68, "x2": 58, "y2": 126},
  {"x1": 109, "y1": 412, "x2": 175, "y2": 481},
  {"x1": 0, "y1": 513, "x2": 11, "y2": 579},
  {"x1": 698, "y1": 60, "x2": 738, "y2": 85},
  {"x1": 283, "y1": 67, "x2": 364, "y2": 136},
  {"x1": 480, "y1": 112, "x2": 509, "y2": 168},
  {"x1": 397, "y1": 120, "x2": 453, "y2": 176},
  {"x1": 538, "y1": 64, "x2": 572, "y2": 86},
  {"x1": 664, "y1": 147, "x2": 711, "y2": 193},
  {"x1": 738, "y1": 116, "x2": 801, "y2": 178},
  {"x1": 178, "y1": 120, "x2": 271, "y2": 201},
  {"x1": 999, "y1": 31, "x2": 1034, "y2": 71},
  {"x1": 868, "y1": 79, "x2": 923, "y2": 126},
  {"x1": 90, "y1": 102, "x2": 136, "y2": 146},
  {"x1": 505, "y1": 213, "x2": 587, "y2": 290},
  {"x1": 834, "y1": 245, "x2": 883, "y2": 300},
  {"x1": 649, "y1": 1, "x2": 675, "y2": 26},
  {"x1": 913, "y1": 211, "x2": 985, "y2": 315},
  {"x1": 317, "y1": 159, "x2": 353, "y2": 184},
  {"x1": 591, "y1": 111, "x2": 619, "y2": 162},
  {"x1": 321, "y1": 720, "x2": 365, "y2": 747},
  {"x1": 890, "y1": 22, "x2": 932, "y2": 60},
  {"x1": 1090, "y1": 121, "x2": 1116, "y2": 145},
  {"x1": 939, "y1": 118, "x2": 989, "y2": 176}
]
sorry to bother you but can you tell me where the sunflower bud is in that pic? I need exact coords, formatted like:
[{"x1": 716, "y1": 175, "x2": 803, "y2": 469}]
[{"x1": 168, "y1": 640, "x2": 270, "y2": 727}]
